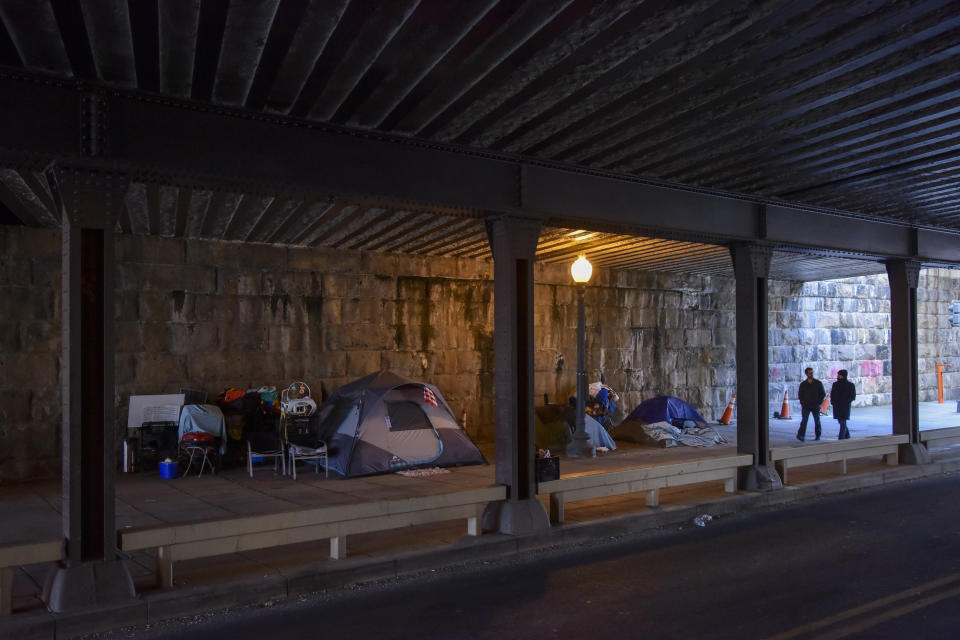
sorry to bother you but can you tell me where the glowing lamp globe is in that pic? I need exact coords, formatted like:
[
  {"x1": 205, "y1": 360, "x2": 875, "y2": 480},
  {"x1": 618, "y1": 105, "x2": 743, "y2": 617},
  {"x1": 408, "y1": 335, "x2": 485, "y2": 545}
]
[{"x1": 571, "y1": 255, "x2": 592, "y2": 284}]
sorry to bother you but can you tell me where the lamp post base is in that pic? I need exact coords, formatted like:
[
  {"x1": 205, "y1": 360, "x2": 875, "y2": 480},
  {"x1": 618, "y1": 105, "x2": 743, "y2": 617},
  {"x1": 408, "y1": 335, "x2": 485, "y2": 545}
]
[{"x1": 566, "y1": 431, "x2": 595, "y2": 458}]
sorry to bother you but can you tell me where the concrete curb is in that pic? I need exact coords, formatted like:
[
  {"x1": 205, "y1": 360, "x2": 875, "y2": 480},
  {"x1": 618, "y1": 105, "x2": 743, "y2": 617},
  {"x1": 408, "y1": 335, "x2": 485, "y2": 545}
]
[{"x1": 3, "y1": 459, "x2": 956, "y2": 639}]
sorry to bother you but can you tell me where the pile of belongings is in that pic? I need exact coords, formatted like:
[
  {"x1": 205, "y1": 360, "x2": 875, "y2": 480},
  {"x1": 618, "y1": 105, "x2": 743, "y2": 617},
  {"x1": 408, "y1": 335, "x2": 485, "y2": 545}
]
[
  {"x1": 615, "y1": 395, "x2": 727, "y2": 448},
  {"x1": 215, "y1": 386, "x2": 282, "y2": 450},
  {"x1": 584, "y1": 382, "x2": 623, "y2": 429},
  {"x1": 216, "y1": 386, "x2": 279, "y2": 414},
  {"x1": 535, "y1": 402, "x2": 617, "y2": 452}
]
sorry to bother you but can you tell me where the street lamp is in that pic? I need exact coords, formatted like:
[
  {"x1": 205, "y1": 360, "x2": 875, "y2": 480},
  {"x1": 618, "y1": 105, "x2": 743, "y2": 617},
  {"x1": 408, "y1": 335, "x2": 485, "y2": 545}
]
[{"x1": 567, "y1": 255, "x2": 594, "y2": 458}]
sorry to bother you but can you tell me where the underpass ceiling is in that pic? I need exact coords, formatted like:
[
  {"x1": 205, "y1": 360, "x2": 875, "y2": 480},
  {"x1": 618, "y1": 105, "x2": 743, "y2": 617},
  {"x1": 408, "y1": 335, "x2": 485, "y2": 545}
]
[
  {"x1": 0, "y1": 1, "x2": 956, "y2": 280},
  {"x1": 0, "y1": 168, "x2": 886, "y2": 281}
]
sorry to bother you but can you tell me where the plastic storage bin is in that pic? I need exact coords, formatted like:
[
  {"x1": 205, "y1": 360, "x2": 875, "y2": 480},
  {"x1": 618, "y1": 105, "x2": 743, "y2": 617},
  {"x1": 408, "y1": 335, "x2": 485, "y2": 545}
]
[{"x1": 158, "y1": 460, "x2": 179, "y2": 478}]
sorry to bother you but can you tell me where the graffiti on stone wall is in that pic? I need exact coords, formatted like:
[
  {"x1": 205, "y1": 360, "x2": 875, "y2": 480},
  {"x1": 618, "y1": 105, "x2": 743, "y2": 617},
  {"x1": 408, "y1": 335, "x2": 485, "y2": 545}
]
[{"x1": 858, "y1": 360, "x2": 883, "y2": 379}]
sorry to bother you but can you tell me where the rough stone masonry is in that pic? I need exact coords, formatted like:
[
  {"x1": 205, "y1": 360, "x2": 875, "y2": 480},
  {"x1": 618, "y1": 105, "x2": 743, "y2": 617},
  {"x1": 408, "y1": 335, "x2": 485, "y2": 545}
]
[{"x1": 0, "y1": 226, "x2": 957, "y2": 482}]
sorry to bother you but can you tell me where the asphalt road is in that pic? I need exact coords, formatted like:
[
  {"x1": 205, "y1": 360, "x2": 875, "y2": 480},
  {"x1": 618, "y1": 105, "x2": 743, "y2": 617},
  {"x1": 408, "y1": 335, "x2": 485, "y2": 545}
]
[{"x1": 98, "y1": 474, "x2": 960, "y2": 640}]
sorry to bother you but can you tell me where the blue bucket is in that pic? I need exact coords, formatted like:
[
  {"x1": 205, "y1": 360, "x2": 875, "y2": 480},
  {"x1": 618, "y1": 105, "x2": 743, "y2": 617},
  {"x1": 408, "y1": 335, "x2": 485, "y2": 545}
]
[{"x1": 159, "y1": 460, "x2": 179, "y2": 479}]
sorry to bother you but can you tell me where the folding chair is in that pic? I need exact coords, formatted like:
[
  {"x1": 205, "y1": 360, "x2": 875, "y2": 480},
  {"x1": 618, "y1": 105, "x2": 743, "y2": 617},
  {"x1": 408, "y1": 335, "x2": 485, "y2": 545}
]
[
  {"x1": 179, "y1": 435, "x2": 220, "y2": 477},
  {"x1": 287, "y1": 441, "x2": 328, "y2": 480},
  {"x1": 283, "y1": 415, "x2": 328, "y2": 479},
  {"x1": 246, "y1": 431, "x2": 286, "y2": 477}
]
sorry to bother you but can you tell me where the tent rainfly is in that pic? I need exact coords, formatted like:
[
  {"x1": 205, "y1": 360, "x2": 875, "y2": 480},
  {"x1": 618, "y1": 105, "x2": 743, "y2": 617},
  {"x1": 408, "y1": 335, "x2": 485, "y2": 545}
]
[{"x1": 315, "y1": 370, "x2": 486, "y2": 477}]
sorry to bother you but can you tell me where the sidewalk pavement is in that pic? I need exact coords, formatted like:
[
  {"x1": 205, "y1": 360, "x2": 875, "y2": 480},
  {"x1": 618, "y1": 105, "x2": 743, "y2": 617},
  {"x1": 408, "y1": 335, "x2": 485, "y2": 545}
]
[
  {"x1": 2, "y1": 402, "x2": 958, "y2": 639},
  {"x1": 763, "y1": 399, "x2": 960, "y2": 443}
]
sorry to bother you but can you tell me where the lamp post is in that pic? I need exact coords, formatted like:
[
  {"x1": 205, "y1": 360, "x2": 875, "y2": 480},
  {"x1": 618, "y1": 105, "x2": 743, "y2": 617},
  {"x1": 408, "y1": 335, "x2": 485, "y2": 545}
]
[{"x1": 567, "y1": 255, "x2": 594, "y2": 458}]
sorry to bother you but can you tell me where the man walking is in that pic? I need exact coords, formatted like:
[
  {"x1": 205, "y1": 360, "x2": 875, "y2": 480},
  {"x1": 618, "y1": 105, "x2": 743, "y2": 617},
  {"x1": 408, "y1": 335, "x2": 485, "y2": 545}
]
[
  {"x1": 831, "y1": 369, "x2": 856, "y2": 439},
  {"x1": 797, "y1": 367, "x2": 826, "y2": 441}
]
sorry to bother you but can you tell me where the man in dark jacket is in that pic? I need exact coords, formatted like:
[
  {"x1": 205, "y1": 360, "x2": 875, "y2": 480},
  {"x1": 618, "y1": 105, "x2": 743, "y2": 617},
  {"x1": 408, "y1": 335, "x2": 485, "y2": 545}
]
[
  {"x1": 830, "y1": 369, "x2": 856, "y2": 439},
  {"x1": 797, "y1": 367, "x2": 826, "y2": 441}
]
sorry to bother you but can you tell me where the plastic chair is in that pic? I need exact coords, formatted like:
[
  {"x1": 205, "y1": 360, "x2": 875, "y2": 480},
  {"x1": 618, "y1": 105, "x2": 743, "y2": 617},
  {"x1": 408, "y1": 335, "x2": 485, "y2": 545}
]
[
  {"x1": 282, "y1": 414, "x2": 328, "y2": 479},
  {"x1": 246, "y1": 431, "x2": 286, "y2": 477},
  {"x1": 287, "y1": 441, "x2": 328, "y2": 480}
]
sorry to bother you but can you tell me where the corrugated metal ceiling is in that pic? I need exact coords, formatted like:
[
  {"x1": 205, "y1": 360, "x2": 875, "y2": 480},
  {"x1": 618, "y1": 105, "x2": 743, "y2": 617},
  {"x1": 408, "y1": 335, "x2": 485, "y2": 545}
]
[
  {"x1": 0, "y1": 167, "x2": 886, "y2": 280},
  {"x1": 0, "y1": 1, "x2": 957, "y2": 280}
]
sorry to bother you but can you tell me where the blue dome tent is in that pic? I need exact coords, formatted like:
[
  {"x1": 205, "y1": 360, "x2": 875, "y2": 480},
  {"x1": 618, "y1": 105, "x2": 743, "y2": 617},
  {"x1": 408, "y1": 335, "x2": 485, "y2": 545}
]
[
  {"x1": 622, "y1": 395, "x2": 708, "y2": 426},
  {"x1": 615, "y1": 396, "x2": 725, "y2": 447}
]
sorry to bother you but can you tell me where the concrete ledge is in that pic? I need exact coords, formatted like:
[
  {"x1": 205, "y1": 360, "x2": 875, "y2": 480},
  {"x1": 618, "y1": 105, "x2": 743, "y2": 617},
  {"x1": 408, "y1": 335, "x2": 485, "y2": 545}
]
[
  {"x1": 0, "y1": 541, "x2": 61, "y2": 616},
  {"x1": 771, "y1": 435, "x2": 907, "y2": 484},
  {"x1": 921, "y1": 427, "x2": 960, "y2": 449},
  {"x1": 4, "y1": 458, "x2": 958, "y2": 638},
  {"x1": 123, "y1": 485, "x2": 505, "y2": 588},
  {"x1": 538, "y1": 454, "x2": 751, "y2": 523}
]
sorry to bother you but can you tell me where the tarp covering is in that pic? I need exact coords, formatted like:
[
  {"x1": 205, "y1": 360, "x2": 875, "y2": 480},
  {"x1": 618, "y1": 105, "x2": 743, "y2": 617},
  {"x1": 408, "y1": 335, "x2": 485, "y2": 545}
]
[
  {"x1": 315, "y1": 370, "x2": 486, "y2": 477},
  {"x1": 620, "y1": 421, "x2": 728, "y2": 448},
  {"x1": 178, "y1": 404, "x2": 226, "y2": 454}
]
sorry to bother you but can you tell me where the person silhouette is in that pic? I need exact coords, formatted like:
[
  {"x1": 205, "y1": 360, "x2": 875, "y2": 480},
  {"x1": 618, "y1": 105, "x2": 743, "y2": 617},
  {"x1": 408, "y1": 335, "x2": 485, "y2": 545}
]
[
  {"x1": 831, "y1": 369, "x2": 856, "y2": 439},
  {"x1": 797, "y1": 367, "x2": 825, "y2": 441}
]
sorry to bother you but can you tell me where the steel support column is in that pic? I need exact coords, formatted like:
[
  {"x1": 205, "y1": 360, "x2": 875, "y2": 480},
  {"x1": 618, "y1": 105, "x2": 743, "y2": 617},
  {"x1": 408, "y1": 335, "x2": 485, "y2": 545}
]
[
  {"x1": 42, "y1": 166, "x2": 135, "y2": 612},
  {"x1": 731, "y1": 243, "x2": 782, "y2": 491},
  {"x1": 482, "y1": 215, "x2": 550, "y2": 535},
  {"x1": 885, "y1": 259, "x2": 931, "y2": 465}
]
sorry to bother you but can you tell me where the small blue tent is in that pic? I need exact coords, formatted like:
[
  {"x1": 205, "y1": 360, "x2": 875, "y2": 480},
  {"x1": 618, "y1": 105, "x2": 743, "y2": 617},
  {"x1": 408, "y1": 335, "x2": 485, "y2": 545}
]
[{"x1": 622, "y1": 396, "x2": 708, "y2": 426}]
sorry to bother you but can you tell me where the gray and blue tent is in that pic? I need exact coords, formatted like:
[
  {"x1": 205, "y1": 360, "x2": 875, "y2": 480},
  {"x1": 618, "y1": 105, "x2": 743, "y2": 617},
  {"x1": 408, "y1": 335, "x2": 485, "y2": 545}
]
[{"x1": 315, "y1": 370, "x2": 486, "y2": 477}]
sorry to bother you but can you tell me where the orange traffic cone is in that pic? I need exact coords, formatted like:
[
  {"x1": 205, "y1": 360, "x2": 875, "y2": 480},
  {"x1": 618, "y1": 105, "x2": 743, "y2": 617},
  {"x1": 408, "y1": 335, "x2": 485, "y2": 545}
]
[
  {"x1": 779, "y1": 389, "x2": 791, "y2": 419},
  {"x1": 718, "y1": 394, "x2": 736, "y2": 424},
  {"x1": 819, "y1": 392, "x2": 830, "y2": 416}
]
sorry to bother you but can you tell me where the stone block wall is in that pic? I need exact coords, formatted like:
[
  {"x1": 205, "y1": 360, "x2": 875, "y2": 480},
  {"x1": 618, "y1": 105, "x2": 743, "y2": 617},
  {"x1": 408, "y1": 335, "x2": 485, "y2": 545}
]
[
  {"x1": 768, "y1": 269, "x2": 960, "y2": 414},
  {"x1": 111, "y1": 235, "x2": 498, "y2": 447},
  {"x1": 0, "y1": 227, "x2": 61, "y2": 481},
  {"x1": 533, "y1": 264, "x2": 737, "y2": 423},
  {"x1": 917, "y1": 269, "x2": 960, "y2": 401},
  {"x1": 2, "y1": 224, "x2": 958, "y2": 483},
  {"x1": 0, "y1": 227, "x2": 742, "y2": 482}
]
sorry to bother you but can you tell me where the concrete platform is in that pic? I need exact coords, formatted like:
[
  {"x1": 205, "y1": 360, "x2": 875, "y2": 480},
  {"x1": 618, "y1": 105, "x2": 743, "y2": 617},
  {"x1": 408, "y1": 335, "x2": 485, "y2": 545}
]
[{"x1": 2, "y1": 401, "x2": 959, "y2": 638}]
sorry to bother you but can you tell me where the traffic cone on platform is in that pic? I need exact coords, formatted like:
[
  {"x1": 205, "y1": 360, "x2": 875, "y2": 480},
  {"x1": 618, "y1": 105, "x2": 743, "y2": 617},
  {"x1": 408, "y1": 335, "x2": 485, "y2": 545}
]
[
  {"x1": 779, "y1": 389, "x2": 791, "y2": 419},
  {"x1": 820, "y1": 392, "x2": 830, "y2": 416},
  {"x1": 718, "y1": 394, "x2": 736, "y2": 424}
]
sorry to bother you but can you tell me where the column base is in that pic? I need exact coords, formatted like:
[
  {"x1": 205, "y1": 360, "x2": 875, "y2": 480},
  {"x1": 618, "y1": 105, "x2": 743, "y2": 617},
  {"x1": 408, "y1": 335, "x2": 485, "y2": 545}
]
[
  {"x1": 482, "y1": 498, "x2": 550, "y2": 535},
  {"x1": 42, "y1": 559, "x2": 136, "y2": 613},
  {"x1": 739, "y1": 465, "x2": 783, "y2": 491},
  {"x1": 899, "y1": 442, "x2": 931, "y2": 465},
  {"x1": 566, "y1": 431, "x2": 595, "y2": 458}
]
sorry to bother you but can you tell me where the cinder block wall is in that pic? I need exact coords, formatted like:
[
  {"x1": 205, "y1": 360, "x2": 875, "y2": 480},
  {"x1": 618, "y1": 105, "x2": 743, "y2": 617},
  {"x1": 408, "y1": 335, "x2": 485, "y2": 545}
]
[{"x1": 2, "y1": 225, "x2": 958, "y2": 483}]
